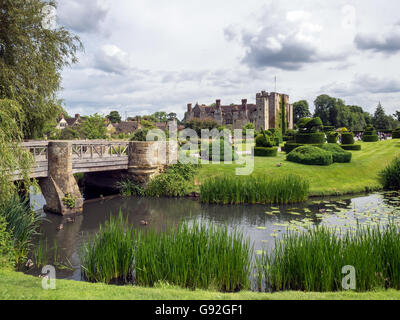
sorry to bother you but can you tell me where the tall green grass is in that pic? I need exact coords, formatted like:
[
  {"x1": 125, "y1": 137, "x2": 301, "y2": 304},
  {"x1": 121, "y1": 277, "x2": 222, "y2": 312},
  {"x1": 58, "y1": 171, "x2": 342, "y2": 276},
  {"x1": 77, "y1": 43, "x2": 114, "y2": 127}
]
[
  {"x1": 0, "y1": 194, "x2": 44, "y2": 264},
  {"x1": 380, "y1": 156, "x2": 400, "y2": 190},
  {"x1": 257, "y1": 224, "x2": 400, "y2": 292},
  {"x1": 80, "y1": 213, "x2": 253, "y2": 291},
  {"x1": 200, "y1": 174, "x2": 309, "y2": 204}
]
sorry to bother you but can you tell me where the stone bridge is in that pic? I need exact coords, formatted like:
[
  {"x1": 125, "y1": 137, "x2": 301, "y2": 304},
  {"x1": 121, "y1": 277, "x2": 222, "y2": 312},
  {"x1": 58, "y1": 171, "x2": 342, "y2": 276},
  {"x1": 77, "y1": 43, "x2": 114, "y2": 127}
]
[{"x1": 16, "y1": 140, "x2": 178, "y2": 215}]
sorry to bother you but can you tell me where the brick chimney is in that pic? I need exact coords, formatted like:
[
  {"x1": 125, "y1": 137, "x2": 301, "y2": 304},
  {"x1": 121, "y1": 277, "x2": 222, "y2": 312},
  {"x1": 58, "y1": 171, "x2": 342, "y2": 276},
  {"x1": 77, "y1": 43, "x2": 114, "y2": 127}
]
[
  {"x1": 187, "y1": 103, "x2": 192, "y2": 113},
  {"x1": 59, "y1": 113, "x2": 65, "y2": 120},
  {"x1": 242, "y1": 99, "x2": 248, "y2": 109},
  {"x1": 216, "y1": 99, "x2": 221, "y2": 109},
  {"x1": 75, "y1": 114, "x2": 80, "y2": 120}
]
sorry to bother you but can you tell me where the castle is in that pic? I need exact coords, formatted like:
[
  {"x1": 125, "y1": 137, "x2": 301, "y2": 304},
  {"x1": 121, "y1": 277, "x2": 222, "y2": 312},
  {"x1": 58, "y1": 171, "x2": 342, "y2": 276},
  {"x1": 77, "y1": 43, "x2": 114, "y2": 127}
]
[{"x1": 184, "y1": 91, "x2": 294, "y2": 131}]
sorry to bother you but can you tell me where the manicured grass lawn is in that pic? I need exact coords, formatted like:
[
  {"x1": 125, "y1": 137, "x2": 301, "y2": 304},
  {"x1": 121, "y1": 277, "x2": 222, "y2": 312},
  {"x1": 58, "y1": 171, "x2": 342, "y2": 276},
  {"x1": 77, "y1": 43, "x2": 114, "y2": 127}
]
[
  {"x1": 195, "y1": 140, "x2": 400, "y2": 196},
  {"x1": 1, "y1": 269, "x2": 400, "y2": 300}
]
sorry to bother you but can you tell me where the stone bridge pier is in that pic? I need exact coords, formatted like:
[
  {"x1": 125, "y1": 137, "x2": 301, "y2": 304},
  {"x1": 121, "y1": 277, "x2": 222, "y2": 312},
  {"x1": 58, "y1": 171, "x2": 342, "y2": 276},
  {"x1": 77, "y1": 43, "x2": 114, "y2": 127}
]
[{"x1": 39, "y1": 142, "x2": 84, "y2": 216}]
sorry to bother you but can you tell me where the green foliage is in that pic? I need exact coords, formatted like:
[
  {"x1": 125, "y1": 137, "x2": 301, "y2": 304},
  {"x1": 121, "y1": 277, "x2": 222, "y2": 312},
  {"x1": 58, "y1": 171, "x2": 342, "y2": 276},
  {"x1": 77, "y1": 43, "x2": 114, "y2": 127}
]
[
  {"x1": 341, "y1": 132, "x2": 355, "y2": 145},
  {"x1": 140, "y1": 120, "x2": 156, "y2": 130},
  {"x1": 81, "y1": 214, "x2": 252, "y2": 291},
  {"x1": 62, "y1": 193, "x2": 76, "y2": 209},
  {"x1": 0, "y1": 216, "x2": 15, "y2": 269},
  {"x1": 0, "y1": 99, "x2": 34, "y2": 203},
  {"x1": 82, "y1": 114, "x2": 108, "y2": 140},
  {"x1": 242, "y1": 123, "x2": 255, "y2": 137},
  {"x1": 380, "y1": 157, "x2": 400, "y2": 190},
  {"x1": 200, "y1": 174, "x2": 309, "y2": 205},
  {"x1": 340, "y1": 144, "x2": 362, "y2": 151},
  {"x1": 0, "y1": 0, "x2": 82, "y2": 138},
  {"x1": 130, "y1": 128, "x2": 149, "y2": 141},
  {"x1": 267, "y1": 128, "x2": 283, "y2": 144},
  {"x1": 258, "y1": 224, "x2": 400, "y2": 292},
  {"x1": 392, "y1": 128, "x2": 400, "y2": 139},
  {"x1": 255, "y1": 134, "x2": 273, "y2": 148},
  {"x1": 185, "y1": 118, "x2": 219, "y2": 135},
  {"x1": 362, "y1": 125, "x2": 379, "y2": 142},
  {"x1": 58, "y1": 127, "x2": 81, "y2": 140},
  {"x1": 373, "y1": 103, "x2": 391, "y2": 130},
  {"x1": 295, "y1": 132, "x2": 325, "y2": 144},
  {"x1": 116, "y1": 180, "x2": 145, "y2": 197},
  {"x1": 106, "y1": 111, "x2": 121, "y2": 124},
  {"x1": 283, "y1": 129, "x2": 297, "y2": 142},
  {"x1": 320, "y1": 144, "x2": 352, "y2": 163},
  {"x1": 145, "y1": 163, "x2": 199, "y2": 197},
  {"x1": 0, "y1": 194, "x2": 43, "y2": 264},
  {"x1": 313, "y1": 94, "x2": 372, "y2": 131},
  {"x1": 293, "y1": 100, "x2": 311, "y2": 124},
  {"x1": 327, "y1": 131, "x2": 338, "y2": 143},
  {"x1": 254, "y1": 147, "x2": 278, "y2": 157},
  {"x1": 287, "y1": 146, "x2": 333, "y2": 166}
]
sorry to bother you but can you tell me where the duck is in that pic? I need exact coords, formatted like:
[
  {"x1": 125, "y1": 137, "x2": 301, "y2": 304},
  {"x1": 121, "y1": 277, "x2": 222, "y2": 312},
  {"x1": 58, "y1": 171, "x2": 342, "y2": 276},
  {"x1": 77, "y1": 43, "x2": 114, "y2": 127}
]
[
  {"x1": 140, "y1": 220, "x2": 149, "y2": 226},
  {"x1": 276, "y1": 163, "x2": 282, "y2": 167},
  {"x1": 56, "y1": 224, "x2": 64, "y2": 231},
  {"x1": 25, "y1": 259, "x2": 34, "y2": 269},
  {"x1": 66, "y1": 217, "x2": 75, "y2": 224}
]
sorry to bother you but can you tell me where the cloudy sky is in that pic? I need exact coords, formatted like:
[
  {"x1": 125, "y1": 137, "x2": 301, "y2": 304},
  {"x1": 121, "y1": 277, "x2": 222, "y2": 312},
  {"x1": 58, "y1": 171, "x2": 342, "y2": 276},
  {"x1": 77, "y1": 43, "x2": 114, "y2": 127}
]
[{"x1": 56, "y1": 0, "x2": 400, "y2": 120}]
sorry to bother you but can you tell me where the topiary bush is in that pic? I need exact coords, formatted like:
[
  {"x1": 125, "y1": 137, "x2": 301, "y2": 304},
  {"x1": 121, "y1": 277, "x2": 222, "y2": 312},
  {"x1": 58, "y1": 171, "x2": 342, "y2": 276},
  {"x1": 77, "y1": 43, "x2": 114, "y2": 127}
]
[
  {"x1": 255, "y1": 134, "x2": 273, "y2": 148},
  {"x1": 362, "y1": 125, "x2": 379, "y2": 142},
  {"x1": 341, "y1": 132, "x2": 355, "y2": 145},
  {"x1": 392, "y1": 128, "x2": 400, "y2": 139},
  {"x1": 295, "y1": 132, "x2": 325, "y2": 144},
  {"x1": 327, "y1": 131, "x2": 338, "y2": 144},
  {"x1": 320, "y1": 144, "x2": 352, "y2": 163},
  {"x1": 283, "y1": 129, "x2": 297, "y2": 142},
  {"x1": 203, "y1": 139, "x2": 239, "y2": 162},
  {"x1": 287, "y1": 146, "x2": 333, "y2": 166},
  {"x1": 254, "y1": 147, "x2": 278, "y2": 157},
  {"x1": 341, "y1": 144, "x2": 362, "y2": 151}
]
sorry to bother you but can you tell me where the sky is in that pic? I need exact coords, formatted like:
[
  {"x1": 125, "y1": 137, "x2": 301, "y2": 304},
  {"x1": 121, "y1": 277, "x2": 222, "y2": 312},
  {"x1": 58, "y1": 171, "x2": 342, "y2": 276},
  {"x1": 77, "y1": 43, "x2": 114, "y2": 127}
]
[{"x1": 55, "y1": 0, "x2": 400, "y2": 120}]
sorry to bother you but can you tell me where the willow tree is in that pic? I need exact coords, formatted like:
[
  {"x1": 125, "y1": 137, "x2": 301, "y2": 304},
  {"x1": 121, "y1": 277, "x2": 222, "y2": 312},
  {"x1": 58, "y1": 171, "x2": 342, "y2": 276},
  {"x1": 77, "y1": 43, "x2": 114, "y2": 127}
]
[
  {"x1": 0, "y1": 99, "x2": 34, "y2": 204},
  {"x1": 0, "y1": 0, "x2": 82, "y2": 138}
]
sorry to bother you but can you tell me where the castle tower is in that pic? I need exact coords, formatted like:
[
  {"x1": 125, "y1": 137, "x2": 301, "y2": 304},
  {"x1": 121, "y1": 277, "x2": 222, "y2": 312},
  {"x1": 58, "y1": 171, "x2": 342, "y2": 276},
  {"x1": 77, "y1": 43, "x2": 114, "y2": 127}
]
[{"x1": 255, "y1": 91, "x2": 269, "y2": 131}]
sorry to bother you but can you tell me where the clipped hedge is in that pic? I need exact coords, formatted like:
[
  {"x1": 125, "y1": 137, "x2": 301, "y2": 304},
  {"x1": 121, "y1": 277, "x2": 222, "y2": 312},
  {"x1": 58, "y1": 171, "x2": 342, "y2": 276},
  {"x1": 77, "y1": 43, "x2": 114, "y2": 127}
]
[
  {"x1": 255, "y1": 134, "x2": 273, "y2": 148},
  {"x1": 362, "y1": 126, "x2": 379, "y2": 142},
  {"x1": 341, "y1": 144, "x2": 362, "y2": 151},
  {"x1": 203, "y1": 140, "x2": 239, "y2": 162},
  {"x1": 295, "y1": 132, "x2": 325, "y2": 144},
  {"x1": 254, "y1": 147, "x2": 278, "y2": 157},
  {"x1": 320, "y1": 144, "x2": 352, "y2": 163},
  {"x1": 327, "y1": 132, "x2": 338, "y2": 144},
  {"x1": 287, "y1": 146, "x2": 333, "y2": 166},
  {"x1": 341, "y1": 132, "x2": 355, "y2": 145},
  {"x1": 283, "y1": 142, "x2": 303, "y2": 153},
  {"x1": 393, "y1": 128, "x2": 400, "y2": 139}
]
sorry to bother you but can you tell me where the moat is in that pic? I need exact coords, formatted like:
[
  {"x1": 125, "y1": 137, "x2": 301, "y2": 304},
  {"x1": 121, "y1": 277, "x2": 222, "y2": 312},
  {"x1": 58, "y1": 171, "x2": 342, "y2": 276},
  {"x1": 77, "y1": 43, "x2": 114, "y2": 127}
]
[{"x1": 27, "y1": 191, "x2": 400, "y2": 284}]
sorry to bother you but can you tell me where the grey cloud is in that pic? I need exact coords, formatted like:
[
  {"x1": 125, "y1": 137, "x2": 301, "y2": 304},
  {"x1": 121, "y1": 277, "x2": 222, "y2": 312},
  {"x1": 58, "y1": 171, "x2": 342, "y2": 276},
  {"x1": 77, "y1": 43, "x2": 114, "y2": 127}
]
[
  {"x1": 57, "y1": 0, "x2": 109, "y2": 33},
  {"x1": 355, "y1": 26, "x2": 400, "y2": 53}
]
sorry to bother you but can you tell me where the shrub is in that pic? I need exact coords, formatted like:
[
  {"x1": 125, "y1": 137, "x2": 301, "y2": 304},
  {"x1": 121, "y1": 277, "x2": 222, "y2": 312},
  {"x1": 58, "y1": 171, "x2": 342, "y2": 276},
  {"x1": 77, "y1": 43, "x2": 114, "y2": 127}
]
[
  {"x1": 268, "y1": 128, "x2": 283, "y2": 143},
  {"x1": 200, "y1": 174, "x2": 309, "y2": 205},
  {"x1": 327, "y1": 131, "x2": 338, "y2": 143},
  {"x1": 322, "y1": 126, "x2": 335, "y2": 132},
  {"x1": 362, "y1": 125, "x2": 379, "y2": 142},
  {"x1": 320, "y1": 144, "x2": 352, "y2": 163},
  {"x1": 254, "y1": 147, "x2": 278, "y2": 157},
  {"x1": 283, "y1": 129, "x2": 296, "y2": 142},
  {"x1": 393, "y1": 128, "x2": 400, "y2": 139},
  {"x1": 380, "y1": 157, "x2": 400, "y2": 190},
  {"x1": 341, "y1": 132, "x2": 355, "y2": 145},
  {"x1": 130, "y1": 128, "x2": 149, "y2": 141},
  {"x1": 146, "y1": 173, "x2": 191, "y2": 197},
  {"x1": 283, "y1": 142, "x2": 303, "y2": 153},
  {"x1": 255, "y1": 134, "x2": 273, "y2": 148},
  {"x1": 287, "y1": 146, "x2": 333, "y2": 166},
  {"x1": 295, "y1": 132, "x2": 325, "y2": 144},
  {"x1": 116, "y1": 179, "x2": 145, "y2": 197},
  {"x1": 341, "y1": 144, "x2": 362, "y2": 151}
]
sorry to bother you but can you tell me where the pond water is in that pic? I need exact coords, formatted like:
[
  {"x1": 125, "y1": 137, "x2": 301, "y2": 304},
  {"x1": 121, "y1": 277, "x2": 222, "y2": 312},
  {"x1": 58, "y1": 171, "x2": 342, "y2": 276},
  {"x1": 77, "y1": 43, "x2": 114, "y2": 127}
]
[{"x1": 26, "y1": 191, "x2": 400, "y2": 282}]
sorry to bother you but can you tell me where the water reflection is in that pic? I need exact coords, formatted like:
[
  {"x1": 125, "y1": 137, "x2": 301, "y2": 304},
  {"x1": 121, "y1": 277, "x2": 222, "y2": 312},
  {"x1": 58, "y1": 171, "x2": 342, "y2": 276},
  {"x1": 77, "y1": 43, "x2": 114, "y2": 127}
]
[{"x1": 26, "y1": 192, "x2": 400, "y2": 281}]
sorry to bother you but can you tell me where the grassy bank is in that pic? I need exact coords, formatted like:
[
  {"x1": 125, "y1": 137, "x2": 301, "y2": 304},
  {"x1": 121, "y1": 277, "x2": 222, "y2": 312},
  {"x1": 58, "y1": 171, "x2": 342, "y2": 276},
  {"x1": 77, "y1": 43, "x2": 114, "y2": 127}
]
[
  {"x1": 196, "y1": 140, "x2": 400, "y2": 196},
  {"x1": 2, "y1": 269, "x2": 400, "y2": 300}
]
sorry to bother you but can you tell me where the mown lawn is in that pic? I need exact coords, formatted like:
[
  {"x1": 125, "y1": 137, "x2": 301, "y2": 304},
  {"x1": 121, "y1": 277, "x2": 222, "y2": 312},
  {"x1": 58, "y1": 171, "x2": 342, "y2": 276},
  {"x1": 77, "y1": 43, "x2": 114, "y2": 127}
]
[
  {"x1": 1, "y1": 269, "x2": 400, "y2": 300},
  {"x1": 195, "y1": 140, "x2": 400, "y2": 196}
]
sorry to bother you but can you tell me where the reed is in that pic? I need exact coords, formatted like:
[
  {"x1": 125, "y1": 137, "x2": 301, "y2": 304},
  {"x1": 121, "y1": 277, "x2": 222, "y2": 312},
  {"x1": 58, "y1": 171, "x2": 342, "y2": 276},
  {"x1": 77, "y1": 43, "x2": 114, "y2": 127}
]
[
  {"x1": 257, "y1": 224, "x2": 400, "y2": 292},
  {"x1": 80, "y1": 213, "x2": 253, "y2": 291},
  {"x1": 200, "y1": 174, "x2": 309, "y2": 205}
]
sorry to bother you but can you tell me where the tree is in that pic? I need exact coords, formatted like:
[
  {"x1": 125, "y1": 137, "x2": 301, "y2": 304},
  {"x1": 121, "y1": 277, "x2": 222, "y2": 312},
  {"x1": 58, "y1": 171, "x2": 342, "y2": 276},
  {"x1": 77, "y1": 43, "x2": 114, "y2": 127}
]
[
  {"x1": 373, "y1": 103, "x2": 390, "y2": 130},
  {"x1": 293, "y1": 100, "x2": 311, "y2": 124},
  {"x1": 106, "y1": 111, "x2": 121, "y2": 124},
  {"x1": 82, "y1": 114, "x2": 107, "y2": 140},
  {"x1": 0, "y1": 99, "x2": 34, "y2": 203},
  {"x1": 167, "y1": 112, "x2": 177, "y2": 121},
  {"x1": 153, "y1": 112, "x2": 168, "y2": 122},
  {"x1": 0, "y1": 0, "x2": 82, "y2": 138},
  {"x1": 393, "y1": 111, "x2": 400, "y2": 122}
]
